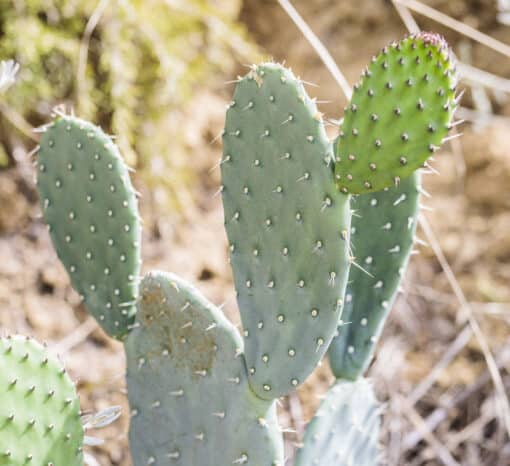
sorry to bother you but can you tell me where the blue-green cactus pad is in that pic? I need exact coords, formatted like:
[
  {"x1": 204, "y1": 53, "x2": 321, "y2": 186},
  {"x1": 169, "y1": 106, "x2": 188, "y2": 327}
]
[
  {"x1": 125, "y1": 271, "x2": 284, "y2": 466},
  {"x1": 37, "y1": 116, "x2": 141, "y2": 339},
  {"x1": 295, "y1": 378, "x2": 381, "y2": 466},
  {"x1": 329, "y1": 173, "x2": 420, "y2": 380},
  {"x1": 222, "y1": 63, "x2": 351, "y2": 399},
  {"x1": 0, "y1": 336, "x2": 84, "y2": 466},
  {"x1": 335, "y1": 32, "x2": 457, "y2": 194}
]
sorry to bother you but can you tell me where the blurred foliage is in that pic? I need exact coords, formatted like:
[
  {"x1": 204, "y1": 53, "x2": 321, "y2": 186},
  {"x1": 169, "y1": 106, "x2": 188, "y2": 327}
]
[{"x1": 0, "y1": 0, "x2": 257, "y2": 208}]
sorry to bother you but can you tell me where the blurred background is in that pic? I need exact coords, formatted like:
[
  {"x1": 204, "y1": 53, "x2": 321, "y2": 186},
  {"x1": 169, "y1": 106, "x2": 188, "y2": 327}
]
[{"x1": 1, "y1": 0, "x2": 510, "y2": 465}]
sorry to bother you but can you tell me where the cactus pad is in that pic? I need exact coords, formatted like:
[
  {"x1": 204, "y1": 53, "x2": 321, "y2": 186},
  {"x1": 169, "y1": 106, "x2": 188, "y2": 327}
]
[
  {"x1": 329, "y1": 173, "x2": 420, "y2": 380},
  {"x1": 0, "y1": 336, "x2": 84, "y2": 466},
  {"x1": 37, "y1": 116, "x2": 141, "y2": 339},
  {"x1": 222, "y1": 63, "x2": 351, "y2": 399},
  {"x1": 335, "y1": 32, "x2": 457, "y2": 194},
  {"x1": 294, "y1": 378, "x2": 381, "y2": 466},
  {"x1": 125, "y1": 271, "x2": 284, "y2": 466}
]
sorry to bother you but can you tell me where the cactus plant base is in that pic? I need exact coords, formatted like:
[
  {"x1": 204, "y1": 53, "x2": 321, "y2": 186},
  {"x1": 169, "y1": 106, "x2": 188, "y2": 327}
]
[{"x1": 125, "y1": 271, "x2": 284, "y2": 466}]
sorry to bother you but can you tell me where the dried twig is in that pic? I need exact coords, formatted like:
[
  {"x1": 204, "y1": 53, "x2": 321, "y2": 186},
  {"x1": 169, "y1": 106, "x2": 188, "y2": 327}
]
[
  {"x1": 288, "y1": 391, "x2": 305, "y2": 439},
  {"x1": 51, "y1": 316, "x2": 98, "y2": 355},
  {"x1": 456, "y1": 106, "x2": 510, "y2": 124},
  {"x1": 0, "y1": 103, "x2": 37, "y2": 142},
  {"x1": 392, "y1": 0, "x2": 420, "y2": 34},
  {"x1": 458, "y1": 62, "x2": 510, "y2": 94},
  {"x1": 398, "y1": 395, "x2": 461, "y2": 466},
  {"x1": 77, "y1": 0, "x2": 109, "y2": 112},
  {"x1": 394, "y1": 0, "x2": 510, "y2": 95},
  {"x1": 404, "y1": 343, "x2": 510, "y2": 449},
  {"x1": 407, "y1": 323, "x2": 473, "y2": 405},
  {"x1": 419, "y1": 215, "x2": 510, "y2": 437},
  {"x1": 277, "y1": 0, "x2": 352, "y2": 101}
]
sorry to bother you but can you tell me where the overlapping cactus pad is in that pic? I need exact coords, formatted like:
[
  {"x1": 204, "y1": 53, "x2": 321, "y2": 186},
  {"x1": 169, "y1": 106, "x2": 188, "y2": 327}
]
[
  {"x1": 37, "y1": 116, "x2": 141, "y2": 339},
  {"x1": 335, "y1": 32, "x2": 457, "y2": 194},
  {"x1": 222, "y1": 63, "x2": 351, "y2": 399},
  {"x1": 0, "y1": 336, "x2": 84, "y2": 466},
  {"x1": 125, "y1": 272, "x2": 284, "y2": 466},
  {"x1": 329, "y1": 173, "x2": 420, "y2": 379},
  {"x1": 294, "y1": 379, "x2": 381, "y2": 466}
]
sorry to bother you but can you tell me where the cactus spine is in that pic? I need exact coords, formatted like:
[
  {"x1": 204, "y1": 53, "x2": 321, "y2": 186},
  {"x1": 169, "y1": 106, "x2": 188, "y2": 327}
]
[{"x1": 31, "y1": 32, "x2": 457, "y2": 465}]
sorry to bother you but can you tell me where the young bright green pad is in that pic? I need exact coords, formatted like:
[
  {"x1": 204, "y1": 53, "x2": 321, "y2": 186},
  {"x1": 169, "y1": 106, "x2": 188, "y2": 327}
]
[
  {"x1": 222, "y1": 63, "x2": 351, "y2": 399},
  {"x1": 294, "y1": 378, "x2": 381, "y2": 466},
  {"x1": 37, "y1": 116, "x2": 141, "y2": 339},
  {"x1": 335, "y1": 32, "x2": 457, "y2": 194},
  {"x1": 125, "y1": 271, "x2": 284, "y2": 466},
  {"x1": 329, "y1": 173, "x2": 420, "y2": 380},
  {"x1": 0, "y1": 336, "x2": 84, "y2": 466}
]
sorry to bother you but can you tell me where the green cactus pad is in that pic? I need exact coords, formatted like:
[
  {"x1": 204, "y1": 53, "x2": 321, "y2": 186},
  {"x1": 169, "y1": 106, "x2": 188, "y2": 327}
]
[
  {"x1": 0, "y1": 336, "x2": 84, "y2": 466},
  {"x1": 329, "y1": 173, "x2": 420, "y2": 380},
  {"x1": 37, "y1": 116, "x2": 141, "y2": 339},
  {"x1": 335, "y1": 32, "x2": 457, "y2": 194},
  {"x1": 294, "y1": 378, "x2": 381, "y2": 466},
  {"x1": 125, "y1": 271, "x2": 284, "y2": 466},
  {"x1": 222, "y1": 63, "x2": 351, "y2": 399}
]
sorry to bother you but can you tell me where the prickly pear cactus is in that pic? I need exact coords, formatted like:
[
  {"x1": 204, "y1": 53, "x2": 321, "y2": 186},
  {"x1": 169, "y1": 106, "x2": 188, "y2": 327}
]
[
  {"x1": 329, "y1": 173, "x2": 420, "y2": 379},
  {"x1": 37, "y1": 116, "x2": 141, "y2": 339},
  {"x1": 335, "y1": 32, "x2": 457, "y2": 194},
  {"x1": 30, "y1": 31, "x2": 459, "y2": 466},
  {"x1": 0, "y1": 335, "x2": 84, "y2": 466},
  {"x1": 294, "y1": 378, "x2": 381, "y2": 466},
  {"x1": 222, "y1": 63, "x2": 351, "y2": 400},
  {"x1": 125, "y1": 272, "x2": 284, "y2": 466}
]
